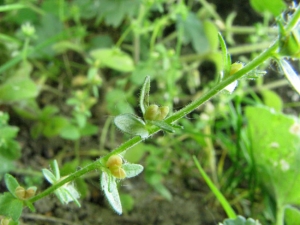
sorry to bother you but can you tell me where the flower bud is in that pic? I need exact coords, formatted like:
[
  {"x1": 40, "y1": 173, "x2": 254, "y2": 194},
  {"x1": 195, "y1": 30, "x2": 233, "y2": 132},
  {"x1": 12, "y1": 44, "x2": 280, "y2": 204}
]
[
  {"x1": 230, "y1": 62, "x2": 244, "y2": 75},
  {"x1": 144, "y1": 104, "x2": 159, "y2": 120},
  {"x1": 157, "y1": 106, "x2": 169, "y2": 120},
  {"x1": 106, "y1": 155, "x2": 122, "y2": 169},
  {"x1": 110, "y1": 167, "x2": 126, "y2": 179},
  {"x1": 0, "y1": 218, "x2": 11, "y2": 225},
  {"x1": 25, "y1": 186, "x2": 37, "y2": 199},
  {"x1": 15, "y1": 186, "x2": 26, "y2": 200}
]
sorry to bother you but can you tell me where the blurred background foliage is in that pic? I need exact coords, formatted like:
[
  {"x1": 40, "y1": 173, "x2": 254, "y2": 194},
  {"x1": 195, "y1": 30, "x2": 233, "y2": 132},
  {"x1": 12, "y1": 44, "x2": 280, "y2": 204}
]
[{"x1": 0, "y1": 0, "x2": 300, "y2": 224}]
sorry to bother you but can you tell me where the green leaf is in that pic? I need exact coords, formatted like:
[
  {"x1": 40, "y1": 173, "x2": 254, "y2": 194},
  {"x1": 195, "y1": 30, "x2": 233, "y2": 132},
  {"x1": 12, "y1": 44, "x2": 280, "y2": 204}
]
[
  {"x1": 122, "y1": 164, "x2": 143, "y2": 178},
  {"x1": 0, "y1": 192, "x2": 23, "y2": 221},
  {"x1": 105, "y1": 89, "x2": 134, "y2": 114},
  {"x1": 60, "y1": 124, "x2": 81, "y2": 140},
  {"x1": 152, "y1": 181, "x2": 172, "y2": 201},
  {"x1": 140, "y1": 76, "x2": 150, "y2": 114},
  {"x1": 4, "y1": 174, "x2": 20, "y2": 197},
  {"x1": 261, "y1": 90, "x2": 283, "y2": 112},
  {"x1": 50, "y1": 160, "x2": 60, "y2": 180},
  {"x1": 79, "y1": 123, "x2": 99, "y2": 137},
  {"x1": 0, "y1": 139, "x2": 21, "y2": 160},
  {"x1": 97, "y1": 0, "x2": 140, "y2": 27},
  {"x1": 285, "y1": 206, "x2": 300, "y2": 225},
  {"x1": 43, "y1": 116, "x2": 69, "y2": 137},
  {"x1": 177, "y1": 12, "x2": 209, "y2": 54},
  {"x1": 90, "y1": 48, "x2": 134, "y2": 72},
  {"x1": 101, "y1": 172, "x2": 122, "y2": 214},
  {"x1": 203, "y1": 20, "x2": 219, "y2": 51},
  {"x1": 25, "y1": 201, "x2": 36, "y2": 212},
  {"x1": 0, "y1": 155, "x2": 15, "y2": 176},
  {"x1": 0, "y1": 126, "x2": 18, "y2": 141},
  {"x1": 124, "y1": 143, "x2": 146, "y2": 163},
  {"x1": 120, "y1": 194, "x2": 134, "y2": 213},
  {"x1": 218, "y1": 33, "x2": 231, "y2": 78},
  {"x1": 250, "y1": 0, "x2": 286, "y2": 17},
  {"x1": 246, "y1": 106, "x2": 300, "y2": 206},
  {"x1": 33, "y1": 13, "x2": 64, "y2": 58},
  {"x1": 0, "y1": 78, "x2": 38, "y2": 102},
  {"x1": 114, "y1": 114, "x2": 149, "y2": 139}
]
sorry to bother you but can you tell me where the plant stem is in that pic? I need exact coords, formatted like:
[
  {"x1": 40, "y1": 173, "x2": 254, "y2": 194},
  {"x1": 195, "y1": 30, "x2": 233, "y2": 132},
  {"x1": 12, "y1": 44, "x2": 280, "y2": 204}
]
[
  {"x1": 22, "y1": 38, "x2": 30, "y2": 62},
  {"x1": 276, "y1": 204, "x2": 285, "y2": 225}
]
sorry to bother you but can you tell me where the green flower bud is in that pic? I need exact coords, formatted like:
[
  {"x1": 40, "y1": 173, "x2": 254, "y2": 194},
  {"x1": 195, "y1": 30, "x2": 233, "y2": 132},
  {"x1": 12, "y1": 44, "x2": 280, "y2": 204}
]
[
  {"x1": 144, "y1": 105, "x2": 169, "y2": 121},
  {"x1": 157, "y1": 106, "x2": 169, "y2": 120},
  {"x1": 144, "y1": 104, "x2": 159, "y2": 120},
  {"x1": 230, "y1": 62, "x2": 244, "y2": 75},
  {"x1": 15, "y1": 186, "x2": 37, "y2": 200},
  {"x1": 15, "y1": 186, "x2": 26, "y2": 200}
]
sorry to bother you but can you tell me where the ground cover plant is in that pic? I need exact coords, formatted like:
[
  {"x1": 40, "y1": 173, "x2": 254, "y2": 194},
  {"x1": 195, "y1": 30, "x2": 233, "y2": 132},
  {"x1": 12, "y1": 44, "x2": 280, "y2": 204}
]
[{"x1": 0, "y1": 0, "x2": 300, "y2": 224}]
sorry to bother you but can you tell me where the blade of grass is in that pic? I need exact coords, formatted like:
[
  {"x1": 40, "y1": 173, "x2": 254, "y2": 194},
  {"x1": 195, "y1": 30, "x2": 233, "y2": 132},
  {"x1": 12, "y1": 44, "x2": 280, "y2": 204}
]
[{"x1": 192, "y1": 155, "x2": 237, "y2": 219}]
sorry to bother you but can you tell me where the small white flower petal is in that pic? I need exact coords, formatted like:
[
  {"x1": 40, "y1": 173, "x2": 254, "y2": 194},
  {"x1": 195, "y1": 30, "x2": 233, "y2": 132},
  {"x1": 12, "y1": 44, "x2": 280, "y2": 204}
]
[
  {"x1": 51, "y1": 160, "x2": 61, "y2": 180},
  {"x1": 101, "y1": 172, "x2": 122, "y2": 214}
]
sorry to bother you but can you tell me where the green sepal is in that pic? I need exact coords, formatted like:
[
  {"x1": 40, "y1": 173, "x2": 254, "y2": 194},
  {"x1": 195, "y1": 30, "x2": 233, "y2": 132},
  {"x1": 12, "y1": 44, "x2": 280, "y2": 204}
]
[
  {"x1": 122, "y1": 164, "x2": 143, "y2": 178},
  {"x1": 24, "y1": 201, "x2": 35, "y2": 212},
  {"x1": 150, "y1": 120, "x2": 175, "y2": 133},
  {"x1": 218, "y1": 33, "x2": 231, "y2": 78},
  {"x1": 4, "y1": 174, "x2": 20, "y2": 198},
  {"x1": 278, "y1": 32, "x2": 300, "y2": 58},
  {"x1": 170, "y1": 123, "x2": 184, "y2": 130},
  {"x1": 50, "y1": 160, "x2": 60, "y2": 180},
  {"x1": 140, "y1": 76, "x2": 150, "y2": 114},
  {"x1": 114, "y1": 113, "x2": 149, "y2": 139}
]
